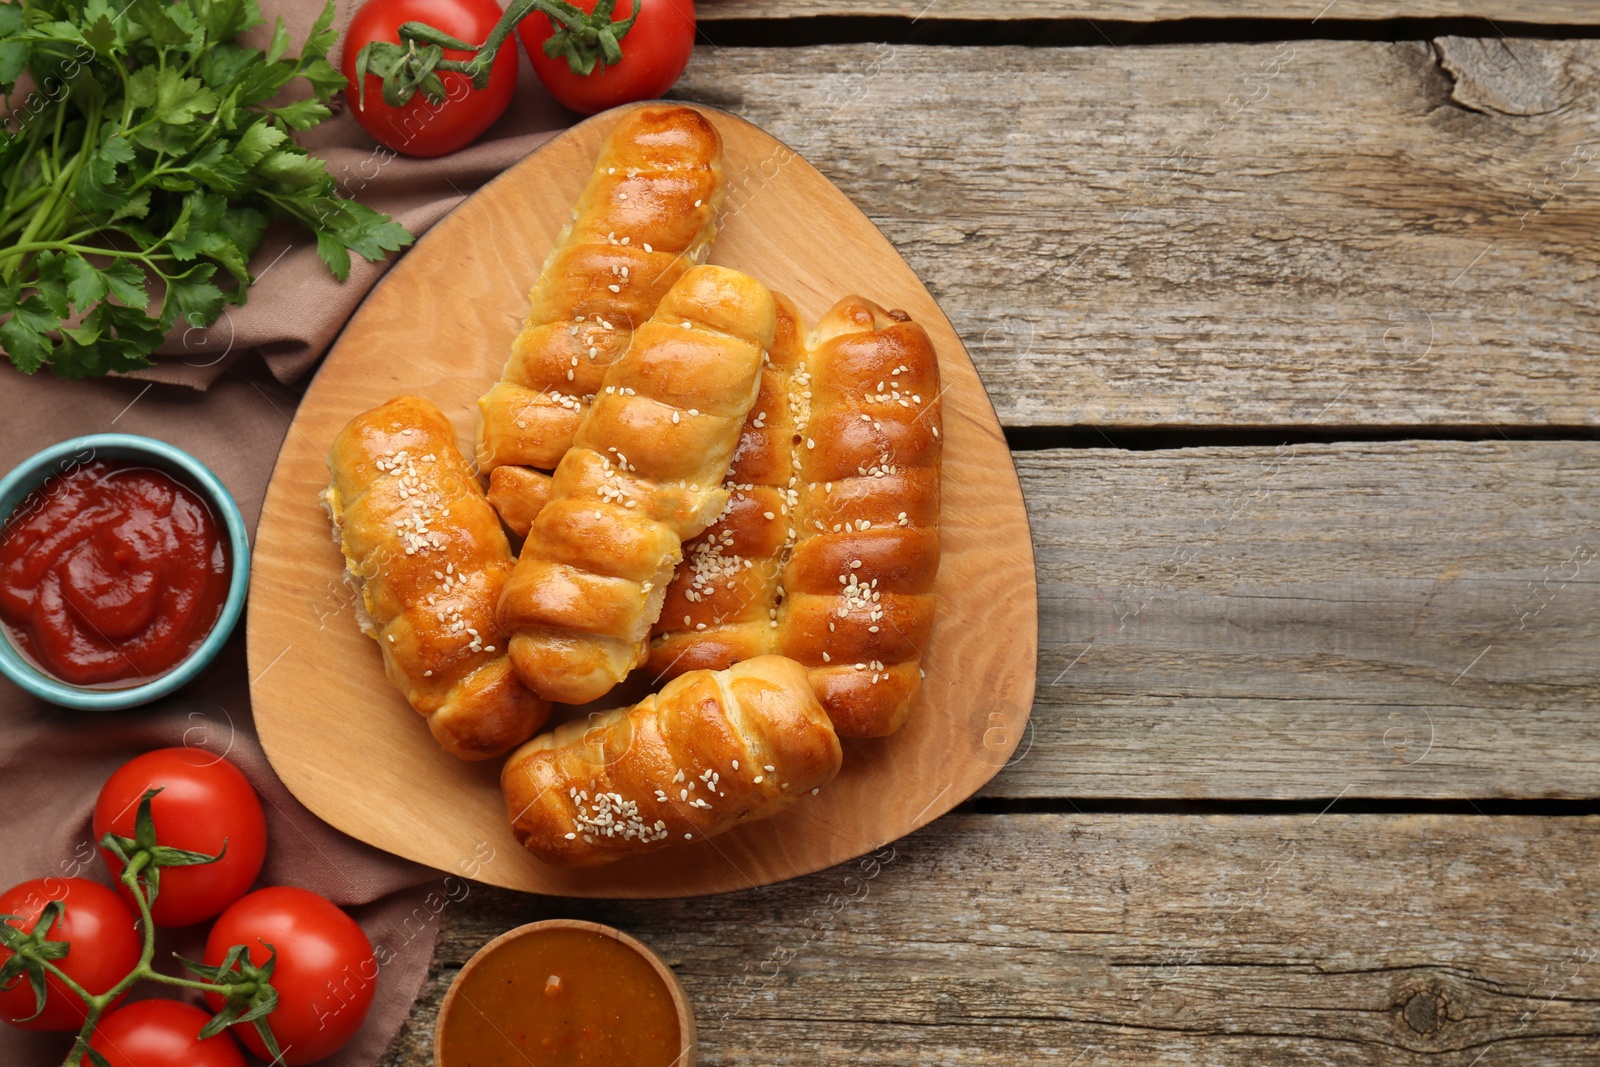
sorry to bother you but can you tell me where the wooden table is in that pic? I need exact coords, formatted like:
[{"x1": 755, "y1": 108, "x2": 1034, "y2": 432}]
[{"x1": 381, "y1": 4, "x2": 1600, "y2": 1063}]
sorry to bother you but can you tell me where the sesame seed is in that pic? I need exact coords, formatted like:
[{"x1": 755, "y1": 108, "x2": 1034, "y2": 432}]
[
  {"x1": 694, "y1": 199, "x2": 702, "y2": 207},
  {"x1": 643, "y1": 243, "x2": 653, "y2": 252},
  {"x1": 608, "y1": 284, "x2": 621, "y2": 293}
]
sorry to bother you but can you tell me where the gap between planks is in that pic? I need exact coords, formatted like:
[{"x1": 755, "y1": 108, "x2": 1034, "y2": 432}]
[{"x1": 699, "y1": 0, "x2": 1600, "y2": 25}]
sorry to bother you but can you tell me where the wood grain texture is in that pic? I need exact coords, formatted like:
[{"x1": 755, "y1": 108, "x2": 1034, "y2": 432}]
[
  {"x1": 379, "y1": 813, "x2": 1600, "y2": 1065},
  {"x1": 674, "y1": 38, "x2": 1600, "y2": 428},
  {"x1": 979, "y1": 440, "x2": 1600, "y2": 799},
  {"x1": 701, "y1": 0, "x2": 1600, "y2": 22},
  {"x1": 247, "y1": 104, "x2": 1037, "y2": 897}
]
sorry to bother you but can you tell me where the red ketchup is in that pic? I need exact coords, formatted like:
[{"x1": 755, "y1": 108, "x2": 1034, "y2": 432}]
[{"x1": 0, "y1": 460, "x2": 230, "y2": 687}]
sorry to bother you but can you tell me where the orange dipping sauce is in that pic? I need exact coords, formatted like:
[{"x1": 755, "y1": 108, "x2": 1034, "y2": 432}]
[
  {"x1": 0, "y1": 460, "x2": 230, "y2": 687},
  {"x1": 438, "y1": 927, "x2": 685, "y2": 1067}
]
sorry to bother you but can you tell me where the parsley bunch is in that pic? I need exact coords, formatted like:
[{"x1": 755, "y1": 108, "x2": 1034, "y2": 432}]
[{"x1": 0, "y1": 0, "x2": 413, "y2": 378}]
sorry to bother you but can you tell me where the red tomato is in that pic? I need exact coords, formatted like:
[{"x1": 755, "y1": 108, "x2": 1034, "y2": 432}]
[
  {"x1": 0, "y1": 878, "x2": 140, "y2": 1031},
  {"x1": 520, "y1": 0, "x2": 695, "y2": 115},
  {"x1": 93, "y1": 749, "x2": 267, "y2": 928},
  {"x1": 82, "y1": 1000, "x2": 246, "y2": 1067},
  {"x1": 202, "y1": 888, "x2": 376, "y2": 1065},
  {"x1": 343, "y1": 0, "x2": 518, "y2": 157}
]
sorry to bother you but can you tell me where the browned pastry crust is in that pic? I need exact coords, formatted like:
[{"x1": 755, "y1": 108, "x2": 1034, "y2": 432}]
[
  {"x1": 647, "y1": 295, "x2": 943, "y2": 737},
  {"x1": 495, "y1": 264, "x2": 777, "y2": 705},
  {"x1": 647, "y1": 293, "x2": 809, "y2": 679},
  {"x1": 501, "y1": 655, "x2": 841, "y2": 867},
  {"x1": 781, "y1": 298, "x2": 942, "y2": 737},
  {"x1": 476, "y1": 104, "x2": 724, "y2": 509},
  {"x1": 485, "y1": 465, "x2": 551, "y2": 540},
  {"x1": 325, "y1": 396, "x2": 551, "y2": 759}
]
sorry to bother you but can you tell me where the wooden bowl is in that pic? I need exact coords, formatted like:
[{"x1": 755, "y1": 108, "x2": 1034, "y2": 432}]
[{"x1": 435, "y1": 918, "x2": 696, "y2": 1067}]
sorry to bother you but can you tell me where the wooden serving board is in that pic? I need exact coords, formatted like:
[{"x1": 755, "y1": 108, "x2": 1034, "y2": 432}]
[{"x1": 248, "y1": 103, "x2": 1037, "y2": 897}]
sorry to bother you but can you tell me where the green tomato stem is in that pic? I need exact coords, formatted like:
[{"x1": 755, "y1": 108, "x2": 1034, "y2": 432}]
[
  {"x1": 46, "y1": 849, "x2": 273, "y2": 1067},
  {"x1": 381, "y1": 0, "x2": 620, "y2": 104}
]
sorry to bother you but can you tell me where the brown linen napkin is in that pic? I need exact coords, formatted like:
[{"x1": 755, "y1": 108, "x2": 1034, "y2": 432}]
[{"x1": 0, "y1": 0, "x2": 578, "y2": 1059}]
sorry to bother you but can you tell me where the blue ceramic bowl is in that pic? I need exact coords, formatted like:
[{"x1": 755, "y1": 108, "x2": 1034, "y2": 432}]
[{"x1": 0, "y1": 434, "x2": 250, "y2": 710}]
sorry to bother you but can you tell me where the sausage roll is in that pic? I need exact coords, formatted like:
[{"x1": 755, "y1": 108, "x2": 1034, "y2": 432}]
[
  {"x1": 495, "y1": 264, "x2": 777, "y2": 705},
  {"x1": 647, "y1": 295, "x2": 943, "y2": 738},
  {"x1": 325, "y1": 396, "x2": 551, "y2": 759},
  {"x1": 502, "y1": 655, "x2": 842, "y2": 867},
  {"x1": 476, "y1": 103, "x2": 724, "y2": 536}
]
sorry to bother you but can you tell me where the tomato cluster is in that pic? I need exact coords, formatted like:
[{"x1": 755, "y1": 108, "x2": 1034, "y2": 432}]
[
  {"x1": 341, "y1": 0, "x2": 698, "y2": 156},
  {"x1": 0, "y1": 749, "x2": 377, "y2": 1066}
]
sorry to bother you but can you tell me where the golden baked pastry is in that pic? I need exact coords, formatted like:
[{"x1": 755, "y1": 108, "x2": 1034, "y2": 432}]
[
  {"x1": 496, "y1": 264, "x2": 777, "y2": 705},
  {"x1": 477, "y1": 104, "x2": 724, "y2": 537},
  {"x1": 648, "y1": 295, "x2": 943, "y2": 737},
  {"x1": 502, "y1": 655, "x2": 842, "y2": 867},
  {"x1": 325, "y1": 396, "x2": 550, "y2": 759}
]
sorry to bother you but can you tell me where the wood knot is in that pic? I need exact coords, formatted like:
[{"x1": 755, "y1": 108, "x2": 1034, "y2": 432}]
[{"x1": 1400, "y1": 989, "x2": 1448, "y2": 1035}]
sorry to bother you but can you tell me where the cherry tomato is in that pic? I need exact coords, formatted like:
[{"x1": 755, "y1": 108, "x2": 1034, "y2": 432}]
[
  {"x1": 520, "y1": 0, "x2": 696, "y2": 115},
  {"x1": 82, "y1": 1000, "x2": 246, "y2": 1067},
  {"x1": 343, "y1": 0, "x2": 519, "y2": 157},
  {"x1": 93, "y1": 748, "x2": 267, "y2": 928},
  {"x1": 0, "y1": 878, "x2": 140, "y2": 1031},
  {"x1": 202, "y1": 888, "x2": 376, "y2": 1065}
]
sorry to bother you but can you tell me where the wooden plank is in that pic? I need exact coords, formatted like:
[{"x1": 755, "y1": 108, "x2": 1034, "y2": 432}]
[
  {"x1": 981, "y1": 440, "x2": 1600, "y2": 799},
  {"x1": 701, "y1": 0, "x2": 1600, "y2": 22},
  {"x1": 380, "y1": 813, "x2": 1600, "y2": 1065},
  {"x1": 676, "y1": 39, "x2": 1600, "y2": 428}
]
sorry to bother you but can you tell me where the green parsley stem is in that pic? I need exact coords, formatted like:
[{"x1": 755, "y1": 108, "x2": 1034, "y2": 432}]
[{"x1": 1, "y1": 241, "x2": 170, "y2": 262}]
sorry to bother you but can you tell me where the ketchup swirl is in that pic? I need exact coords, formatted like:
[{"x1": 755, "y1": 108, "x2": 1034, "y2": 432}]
[{"x1": 0, "y1": 460, "x2": 230, "y2": 687}]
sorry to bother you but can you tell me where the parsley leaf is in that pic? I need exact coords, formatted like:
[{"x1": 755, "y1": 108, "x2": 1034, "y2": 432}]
[{"x1": 0, "y1": 0, "x2": 411, "y2": 379}]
